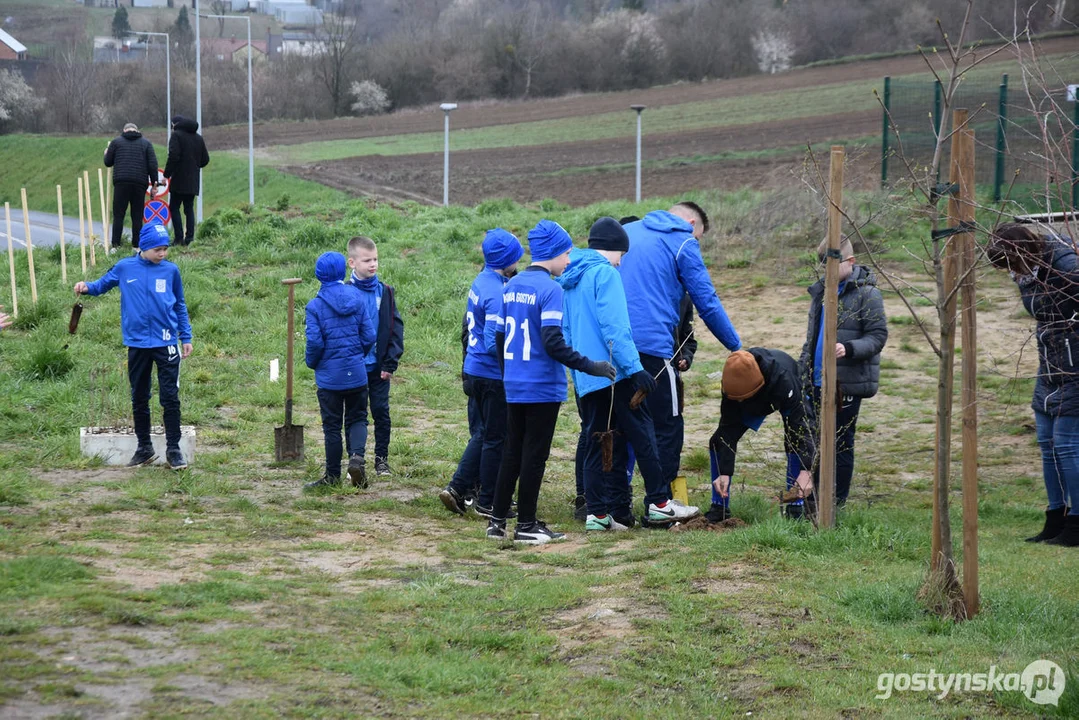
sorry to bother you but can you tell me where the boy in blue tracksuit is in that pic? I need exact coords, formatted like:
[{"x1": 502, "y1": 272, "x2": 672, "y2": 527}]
[
  {"x1": 74, "y1": 222, "x2": 193, "y2": 470},
  {"x1": 441, "y1": 229, "x2": 523, "y2": 517},
  {"x1": 347, "y1": 236, "x2": 404, "y2": 478},
  {"x1": 305, "y1": 252, "x2": 377, "y2": 490},
  {"x1": 561, "y1": 218, "x2": 701, "y2": 531},
  {"x1": 619, "y1": 202, "x2": 741, "y2": 494},
  {"x1": 487, "y1": 220, "x2": 615, "y2": 545}
]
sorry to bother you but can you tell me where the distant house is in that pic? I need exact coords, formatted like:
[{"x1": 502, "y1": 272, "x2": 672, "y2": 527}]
[
  {"x1": 268, "y1": 31, "x2": 327, "y2": 57},
  {"x1": 0, "y1": 28, "x2": 27, "y2": 61},
  {"x1": 202, "y1": 37, "x2": 269, "y2": 66}
]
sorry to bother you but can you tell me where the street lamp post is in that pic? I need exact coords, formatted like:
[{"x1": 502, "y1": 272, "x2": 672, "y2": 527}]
[
  {"x1": 440, "y1": 103, "x2": 457, "y2": 207},
  {"x1": 631, "y1": 104, "x2": 646, "y2": 204},
  {"x1": 198, "y1": 12, "x2": 255, "y2": 208},
  {"x1": 141, "y1": 32, "x2": 171, "y2": 145}
]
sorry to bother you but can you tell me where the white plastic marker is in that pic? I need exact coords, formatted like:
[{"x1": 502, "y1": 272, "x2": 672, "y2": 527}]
[
  {"x1": 56, "y1": 185, "x2": 67, "y2": 284},
  {"x1": 270, "y1": 358, "x2": 280, "y2": 382},
  {"x1": 20, "y1": 188, "x2": 37, "y2": 304},
  {"x1": 83, "y1": 171, "x2": 96, "y2": 266},
  {"x1": 77, "y1": 176, "x2": 87, "y2": 274},
  {"x1": 5, "y1": 202, "x2": 16, "y2": 318}
]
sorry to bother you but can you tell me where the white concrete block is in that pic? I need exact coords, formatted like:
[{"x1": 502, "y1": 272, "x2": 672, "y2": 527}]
[{"x1": 80, "y1": 426, "x2": 196, "y2": 466}]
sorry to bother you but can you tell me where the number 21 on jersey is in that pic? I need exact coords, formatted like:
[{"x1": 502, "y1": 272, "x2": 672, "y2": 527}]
[{"x1": 503, "y1": 317, "x2": 532, "y2": 361}]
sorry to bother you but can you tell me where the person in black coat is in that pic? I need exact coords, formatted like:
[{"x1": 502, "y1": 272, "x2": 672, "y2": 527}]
[
  {"x1": 988, "y1": 223, "x2": 1079, "y2": 547},
  {"x1": 164, "y1": 116, "x2": 210, "y2": 246},
  {"x1": 104, "y1": 123, "x2": 158, "y2": 249},
  {"x1": 708, "y1": 348, "x2": 817, "y2": 522},
  {"x1": 797, "y1": 236, "x2": 888, "y2": 508}
]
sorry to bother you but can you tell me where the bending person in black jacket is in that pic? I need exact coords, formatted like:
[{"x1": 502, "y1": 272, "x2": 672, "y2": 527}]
[
  {"x1": 707, "y1": 348, "x2": 817, "y2": 522},
  {"x1": 164, "y1": 116, "x2": 210, "y2": 246},
  {"x1": 104, "y1": 123, "x2": 158, "y2": 249},
  {"x1": 988, "y1": 223, "x2": 1079, "y2": 547}
]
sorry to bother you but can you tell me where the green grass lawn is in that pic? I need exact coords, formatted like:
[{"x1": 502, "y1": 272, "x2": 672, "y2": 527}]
[{"x1": 0, "y1": 191, "x2": 1076, "y2": 717}]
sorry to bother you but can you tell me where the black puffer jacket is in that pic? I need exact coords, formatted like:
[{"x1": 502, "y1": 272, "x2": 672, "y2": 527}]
[
  {"x1": 1019, "y1": 238, "x2": 1079, "y2": 416},
  {"x1": 799, "y1": 264, "x2": 888, "y2": 398},
  {"x1": 164, "y1": 117, "x2": 210, "y2": 195},
  {"x1": 104, "y1": 130, "x2": 157, "y2": 187}
]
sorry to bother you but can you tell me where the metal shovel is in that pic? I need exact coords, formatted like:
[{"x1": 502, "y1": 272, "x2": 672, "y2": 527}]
[{"x1": 274, "y1": 278, "x2": 304, "y2": 462}]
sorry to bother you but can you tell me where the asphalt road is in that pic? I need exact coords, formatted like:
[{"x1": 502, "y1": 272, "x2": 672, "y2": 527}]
[{"x1": 0, "y1": 209, "x2": 107, "y2": 250}]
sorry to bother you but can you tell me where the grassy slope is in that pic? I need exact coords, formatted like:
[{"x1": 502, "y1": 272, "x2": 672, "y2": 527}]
[
  {"x1": 254, "y1": 54, "x2": 1079, "y2": 166},
  {"x1": 0, "y1": 135, "x2": 346, "y2": 216},
  {"x1": 0, "y1": 191, "x2": 1076, "y2": 717}
]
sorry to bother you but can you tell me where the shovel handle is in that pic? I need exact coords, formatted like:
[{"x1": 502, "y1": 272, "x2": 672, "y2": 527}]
[{"x1": 282, "y1": 278, "x2": 301, "y2": 424}]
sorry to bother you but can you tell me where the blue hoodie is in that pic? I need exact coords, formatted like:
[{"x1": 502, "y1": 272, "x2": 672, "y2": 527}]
[
  {"x1": 619, "y1": 211, "x2": 740, "y2": 358},
  {"x1": 559, "y1": 248, "x2": 643, "y2": 397},
  {"x1": 306, "y1": 255, "x2": 376, "y2": 391},
  {"x1": 83, "y1": 254, "x2": 192, "y2": 348},
  {"x1": 463, "y1": 268, "x2": 509, "y2": 380}
]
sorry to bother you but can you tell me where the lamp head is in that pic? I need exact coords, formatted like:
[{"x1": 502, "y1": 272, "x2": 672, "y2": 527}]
[{"x1": 440, "y1": 103, "x2": 458, "y2": 112}]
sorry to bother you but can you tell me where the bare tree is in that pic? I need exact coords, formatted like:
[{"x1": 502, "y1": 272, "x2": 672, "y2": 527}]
[
  {"x1": 208, "y1": 0, "x2": 231, "y2": 37},
  {"x1": 314, "y1": 4, "x2": 366, "y2": 116},
  {"x1": 506, "y1": 2, "x2": 550, "y2": 97}
]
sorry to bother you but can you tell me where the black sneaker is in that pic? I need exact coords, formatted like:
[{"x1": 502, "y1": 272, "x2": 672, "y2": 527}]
[
  {"x1": 166, "y1": 449, "x2": 188, "y2": 471},
  {"x1": 486, "y1": 518, "x2": 507, "y2": 541},
  {"x1": 126, "y1": 446, "x2": 157, "y2": 467},
  {"x1": 574, "y1": 495, "x2": 587, "y2": 521},
  {"x1": 473, "y1": 502, "x2": 516, "y2": 520},
  {"x1": 705, "y1": 503, "x2": 731, "y2": 523},
  {"x1": 374, "y1": 457, "x2": 391, "y2": 477},
  {"x1": 439, "y1": 486, "x2": 467, "y2": 516},
  {"x1": 513, "y1": 520, "x2": 565, "y2": 545},
  {"x1": 348, "y1": 454, "x2": 367, "y2": 488},
  {"x1": 304, "y1": 474, "x2": 340, "y2": 491}
]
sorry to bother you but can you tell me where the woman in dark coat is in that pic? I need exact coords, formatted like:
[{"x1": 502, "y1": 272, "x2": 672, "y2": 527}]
[
  {"x1": 988, "y1": 223, "x2": 1079, "y2": 547},
  {"x1": 163, "y1": 116, "x2": 210, "y2": 246}
]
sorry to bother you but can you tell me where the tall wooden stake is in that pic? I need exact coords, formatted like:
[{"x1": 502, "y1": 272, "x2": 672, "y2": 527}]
[
  {"x1": 957, "y1": 123, "x2": 979, "y2": 618},
  {"x1": 77, "y1": 176, "x2": 87, "y2": 275},
  {"x1": 20, "y1": 188, "x2": 37, "y2": 305},
  {"x1": 83, "y1": 171, "x2": 96, "y2": 266},
  {"x1": 931, "y1": 109, "x2": 967, "y2": 573},
  {"x1": 5, "y1": 203, "x2": 16, "y2": 318},
  {"x1": 97, "y1": 168, "x2": 109, "y2": 256},
  {"x1": 56, "y1": 185, "x2": 67, "y2": 284},
  {"x1": 819, "y1": 146, "x2": 845, "y2": 529}
]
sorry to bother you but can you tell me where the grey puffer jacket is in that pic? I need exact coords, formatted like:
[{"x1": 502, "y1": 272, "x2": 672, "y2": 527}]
[
  {"x1": 1019, "y1": 238, "x2": 1079, "y2": 416},
  {"x1": 799, "y1": 264, "x2": 888, "y2": 398},
  {"x1": 104, "y1": 130, "x2": 158, "y2": 187}
]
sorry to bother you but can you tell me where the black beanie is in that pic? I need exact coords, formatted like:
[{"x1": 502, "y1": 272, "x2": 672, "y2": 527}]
[
  {"x1": 588, "y1": 216, "x2": 630, "y2": 253},
  {"x1": 171, "y1": 115, "x2": 185, "y2": 125}
]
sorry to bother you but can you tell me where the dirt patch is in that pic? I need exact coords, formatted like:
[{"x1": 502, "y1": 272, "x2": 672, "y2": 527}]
[
  {"x1": 42, "y1": 627, "x2": 197, "y2": 674},
  {"x1": 670, "y1": 516, "x2": 747, "y2": 533}
]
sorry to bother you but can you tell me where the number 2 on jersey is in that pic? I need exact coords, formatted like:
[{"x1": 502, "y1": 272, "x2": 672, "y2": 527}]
[
  {"x1": 503, "y1": 317, "x2": 532, "y2": 361},
  {"x1": 466, "y1": 311, "x2": 477, "y2": 347}
]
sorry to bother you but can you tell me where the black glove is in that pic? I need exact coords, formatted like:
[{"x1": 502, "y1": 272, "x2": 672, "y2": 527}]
[
  {"x1": 462, "y1": 374, "x2": 474, "y2": 397},
  {"x1": 585, "y1": 360, "x2": 616, "y2": 380},
  {"x1": 632, "y1": 370, "x2": 656, "y2": 394}
]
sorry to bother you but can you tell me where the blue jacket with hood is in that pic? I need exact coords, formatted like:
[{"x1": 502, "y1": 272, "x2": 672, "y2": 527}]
[
  {"x1": 559, "y1": 248, "x2": 644, "y2": 397},
  {"x1": 463, "y1": 268, "x2": 510, "y2": 380},
  {"x1": 306, "y1": 254, "x2": 376, "y2": 391},
  {"x1": 619, "y1": 211, "x2": 740, "y2": 358},
  {"x1": 83, "y1": 255, "x2": 192, "y2": 348}
]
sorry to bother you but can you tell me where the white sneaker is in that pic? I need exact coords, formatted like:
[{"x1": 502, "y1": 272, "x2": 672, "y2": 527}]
[
  {"x1": 585, "y1": 514, "x2": 630, "y2": 531},
  {"x1": 647, "y1": 501, "x2": 700, "y2": 523}
]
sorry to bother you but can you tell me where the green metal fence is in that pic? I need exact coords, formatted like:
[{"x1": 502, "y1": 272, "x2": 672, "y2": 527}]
[{"x1": 881, "y1": 74, "x2": 1079, "y2": 208}]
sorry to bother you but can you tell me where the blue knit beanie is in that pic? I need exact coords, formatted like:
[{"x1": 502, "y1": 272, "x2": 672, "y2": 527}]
[
  {"x1": 315, "y1": 251, "x2": 346, "y2": 283},
  {"x1": 527, "y1": 220, "x2": 573, "y2": 261},
  {"x1": 139, "y1": 222, "x2": 170, "y2": 251},
  {"x1": 482, "y1": 228, "x2": 524, "y2": 270}
]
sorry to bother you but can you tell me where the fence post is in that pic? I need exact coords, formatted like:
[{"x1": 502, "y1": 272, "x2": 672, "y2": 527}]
[
  {"x1": 994, "y1": 74, "x2": 1008, "y2": 203},
  {"x1": 881, "y1": 76, "x2": 891, "y2": 188}
]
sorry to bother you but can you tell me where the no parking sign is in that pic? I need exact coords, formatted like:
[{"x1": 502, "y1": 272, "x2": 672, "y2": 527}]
[
  {"x1": 144, "y1": 200, "x2": 171, "y2": 227},
  {"x1": 147, "y1": 168, "x2": 170, "y2": 199}
]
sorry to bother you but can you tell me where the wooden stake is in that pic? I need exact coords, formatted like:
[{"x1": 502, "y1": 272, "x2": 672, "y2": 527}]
[
  {"x1": 20, "y1": 189, "x2": 37, "y2": 305},
  {"x1": 5, "y1": 202, "x2": 16, "y2": 318},
  {"x1": 77, "y1": 176, "x2": 87, "y2": 275},
  {"x1": 83, "y1": 171, "x2": 96, "y2": 266},
  {"x1": 931, "y1": 109, "x2": 966, "y2": 571},
  {"x1": 97, "y1": 168, "x2": 109, "y2": 256},
  {"x1": 818, "y1": 146, "x2": 845, "y2": 529},
  {"x1": 56, "y1": 185, "x2": 67, "y2": 285},
  {"x1": 957, "y1": 123, "x2": 979, "y2": 618}
]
